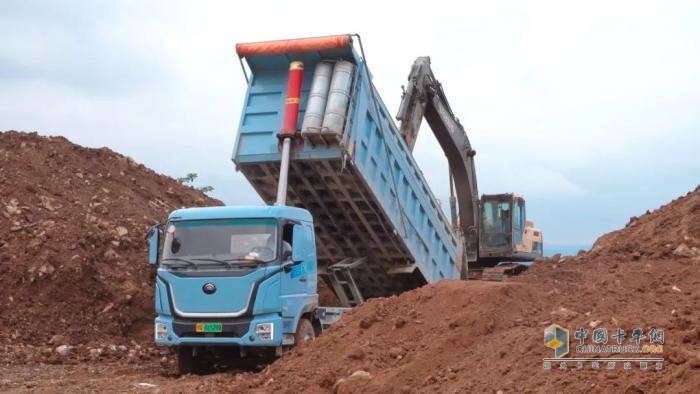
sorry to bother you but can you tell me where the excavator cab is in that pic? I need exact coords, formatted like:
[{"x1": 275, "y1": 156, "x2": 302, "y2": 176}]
[
  {"x1": 479, "y1": 194, "x2": 543, "y2": 263},
  {"x1": 394, "y1": 55, "x2": 543, "y2": 274}
]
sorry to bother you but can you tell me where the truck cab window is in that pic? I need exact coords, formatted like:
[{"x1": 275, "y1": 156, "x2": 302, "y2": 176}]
[
  {"x1": 282, "y1": 223, "x2": 294, "y2": 259},
  {"x1": 162, "y1": 218, "x2": 279, "y2": 263}
]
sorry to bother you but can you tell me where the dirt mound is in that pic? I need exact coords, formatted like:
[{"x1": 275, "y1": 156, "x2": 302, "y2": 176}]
[
  {"x1": 2, "y1": 131, "x2": 698, "y2": 392},
  {"x1": 591, "y1": 186, "x2": 700, "y2": 260},
  {"x1": 0, "y1": 131, "x2": 221, "y2": 352},
  {"x1": 209, "y1": 188, "x2": 700, "y2": 393}
]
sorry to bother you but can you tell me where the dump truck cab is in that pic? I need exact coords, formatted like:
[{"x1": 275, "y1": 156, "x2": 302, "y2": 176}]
[
  {"x1": 479, "y1": 193, "x2": 543, "y2": 263},
  {"x1": 147, "y1": 205, "x2": 321, "y2": 371}
]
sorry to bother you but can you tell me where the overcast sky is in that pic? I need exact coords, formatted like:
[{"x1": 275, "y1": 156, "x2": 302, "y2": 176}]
[{"x1": 1, "y1": 0, "x2": 698, "y2": 252}]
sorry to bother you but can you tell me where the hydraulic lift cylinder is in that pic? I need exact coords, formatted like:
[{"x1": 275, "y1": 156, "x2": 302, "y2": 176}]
[
  {"x1": 276, "y1": 60, "x2": 304, "y2": 206},
  {"x1": 280, "y1": 61, "x2": 304, "y2": 137}
]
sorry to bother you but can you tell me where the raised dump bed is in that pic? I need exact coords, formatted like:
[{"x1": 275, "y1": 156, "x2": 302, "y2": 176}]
[{"x1": 233, "y1": 35, "x2": 459, "y2": 300}]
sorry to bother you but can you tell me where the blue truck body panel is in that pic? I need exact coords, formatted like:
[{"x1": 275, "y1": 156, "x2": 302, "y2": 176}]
[
  {"x1": 169, "y1": 205, "x2": 313, "y2": 222},
  {"x1": 153, "y1": 205, "x2": 318, "y2": 347},
  {"x1": 233, "y1": 44, "x2": 459, "y2": 297}
]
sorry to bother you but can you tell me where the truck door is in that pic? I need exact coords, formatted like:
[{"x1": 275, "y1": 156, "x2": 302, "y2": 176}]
[{"x1": 280, "y1": 223, "x2": 316, "y2": 305}]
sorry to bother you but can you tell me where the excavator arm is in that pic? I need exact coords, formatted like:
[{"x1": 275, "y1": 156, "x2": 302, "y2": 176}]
[{"x1": 396, "y1": 57, "x2": 480, "y2": 264}]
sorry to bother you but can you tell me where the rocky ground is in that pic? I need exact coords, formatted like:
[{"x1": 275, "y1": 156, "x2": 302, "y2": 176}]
[
  {"x1": 1, "y1": 131, "x2": 698, "y2": 393},
  {"x1": 0, "y1": 131, "x2": 220, "y2": 360}
]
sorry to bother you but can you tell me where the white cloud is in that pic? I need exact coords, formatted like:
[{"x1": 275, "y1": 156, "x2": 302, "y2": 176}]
[{"x1": 1, "y1": 0, "x2": 699, "y2": 248}]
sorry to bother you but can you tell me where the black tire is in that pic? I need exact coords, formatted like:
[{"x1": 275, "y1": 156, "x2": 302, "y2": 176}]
[
  {"x1": 294, "y1": 318, "x2": 315, "y2": 345},
  {"x1": 177, "y1": 346, "x2": 203, "y2": 375}
]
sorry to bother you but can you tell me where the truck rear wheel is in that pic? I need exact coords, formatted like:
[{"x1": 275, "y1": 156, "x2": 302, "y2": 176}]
[{"x1": 294, "y1": 318, "x2": 315, "y2": 345}]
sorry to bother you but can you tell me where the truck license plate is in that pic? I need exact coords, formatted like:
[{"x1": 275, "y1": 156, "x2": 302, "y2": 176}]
[{"x1": 195, "y1": 322, "x2": 223, "y2": 333}]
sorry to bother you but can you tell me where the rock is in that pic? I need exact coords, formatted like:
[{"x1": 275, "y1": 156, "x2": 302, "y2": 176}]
[
  {"x1": 89, "y1": 348, "x2": 103, "y2": 360},
  {"x1": 359, "y1": 318, "x2": 374, "y2": 329},
  {"x1": 588, "y1": 320, "x2": 602, "y2": 328},
  {"x1": 671, "y1": 285, "x2": 682, "y2": 293},
  {"x1": 673, "y1": 244, "x2": 695, "y2": 258},
  {"x1": 681, "y1": 328, "x2": 700, "y2": 344},
  {"x1": 49, "y1": 334, "x2": 69, "y2": 346},
  {"x1": 689, "y1": 358, "x2": 700, "y2": 369},
  {"x1": 103, "y1": 249, "x2": 120, "y2": 260},
  {"x1": 117, "y1": 345, "x2": 128, "y2": 352},
  {"x1": 550, "y1": 307, "x2": 578, "y2": 321},
  {"x1": 388, "y1": 346, "x2": 405, "y2": 359},
  {"x1": 348, "y1": 370, "x2": 371, "y2": 380},
  {"x1": 38, "y1": 263, "x2": 55, "y2": 276},
  {"x1": 334, "y1": 370, "x2": 372, "y2": 393},
  {"x1": 116, "y1": 226, "x2": 129, "y2": 237},
  {"x1": 4, "y1": 199, "x2": 21, "y2": 216},
  {"x1": 624, "y1": 384, "x2": 645, "y2": 394},
  {"x1": 347, "y1": 346, "x2": 365, "y2": 360},
  {"x1": 55, "y1": 345, "x2": 73, "y2": 356},
  {"x1": 332, "y1": 378, "x2": 347, "y2": 393},
  {"x1": 393, "y1": 317, "x2": 407, "y2": 329},
  {"x1": 135, "y1": 382, "x2": 156, "y2": 389},
  {"x1": 39, "y1": 195, "x2": 61, "y2": 211},
  {"x1": 667, "y1": 351, "x2": 688, "y2": 365}
]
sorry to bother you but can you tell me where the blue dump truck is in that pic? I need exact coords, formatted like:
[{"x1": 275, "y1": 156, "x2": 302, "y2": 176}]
[{"x1": 147, "y1": 34, "x2": 542, "y2": 373}]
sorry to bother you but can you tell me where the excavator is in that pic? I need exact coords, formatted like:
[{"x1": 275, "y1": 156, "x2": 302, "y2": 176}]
[{"x1": 396, "y1": 57, "x2": 543, "y2": 280}]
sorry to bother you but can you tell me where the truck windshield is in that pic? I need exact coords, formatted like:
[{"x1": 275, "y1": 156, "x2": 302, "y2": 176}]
[{"x1": 162, "y1": 218, "x2": 278, "y2": 264}]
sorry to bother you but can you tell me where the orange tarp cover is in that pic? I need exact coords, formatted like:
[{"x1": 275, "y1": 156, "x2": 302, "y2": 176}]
[{"x1": 236, "y1": 35, "x2": 352, "y2": 57}]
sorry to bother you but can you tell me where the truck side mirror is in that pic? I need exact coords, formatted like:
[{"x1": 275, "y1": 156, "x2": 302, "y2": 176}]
[
  {"x1": 291, "y1": 224, "x2": 305, "y2": 262},
  {"x1": 146, "y1": 224, "x2": 160, "y2": 265}
]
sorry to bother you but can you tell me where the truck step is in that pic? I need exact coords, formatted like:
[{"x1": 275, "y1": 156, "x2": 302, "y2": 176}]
[{"x1": 328, "y1": 257, "x2": 366, "y2": 307}]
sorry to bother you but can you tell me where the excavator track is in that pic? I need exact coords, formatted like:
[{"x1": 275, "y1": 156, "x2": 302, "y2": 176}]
[{"x1": 467, "y1": 263, "x2": 529, "y2": 281}]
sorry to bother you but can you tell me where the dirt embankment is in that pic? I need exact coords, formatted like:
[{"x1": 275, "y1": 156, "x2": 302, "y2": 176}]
[
  {"x1": 591, "y1": 187, "x2": 700, "y2": 260},
  {"x1": 0, "y1": 131, "x2": 221, "y2": 364},
  {"x1": 1, "y1": 130, "x2": 698, "y2": 393},
  {"x1": 209, "y1": 187, "x2": 700, "y2": 393}
]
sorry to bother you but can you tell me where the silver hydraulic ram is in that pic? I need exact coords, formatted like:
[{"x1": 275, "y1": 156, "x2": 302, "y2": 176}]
[{"x1": 275, "y1": 60, "x2": 304, "y2": 206}]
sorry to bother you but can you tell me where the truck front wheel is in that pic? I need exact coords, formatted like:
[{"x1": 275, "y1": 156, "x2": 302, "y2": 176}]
[
  {"x1": 294, "y1": 318, "x2": 315, "y2": 345},
  {"x1": 177, "y1": 346, "x2": 204, "y2": 375}
]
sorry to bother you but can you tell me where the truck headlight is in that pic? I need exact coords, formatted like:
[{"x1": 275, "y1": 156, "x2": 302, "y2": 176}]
[
  {"x1": 255, "y1": 322, "x2": 274, "y2": 341},
  {"x1": 155, "y1": 322, "x2": 168, "y2": 340}
]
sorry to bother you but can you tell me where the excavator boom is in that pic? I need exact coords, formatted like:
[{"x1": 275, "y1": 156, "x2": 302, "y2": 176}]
[
  {"x1": 397, "y1": 57, "x2": 479, "y2": 263},
  {"x1": 396, "y1": 56, "x2": 543, "y2": 272}
]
